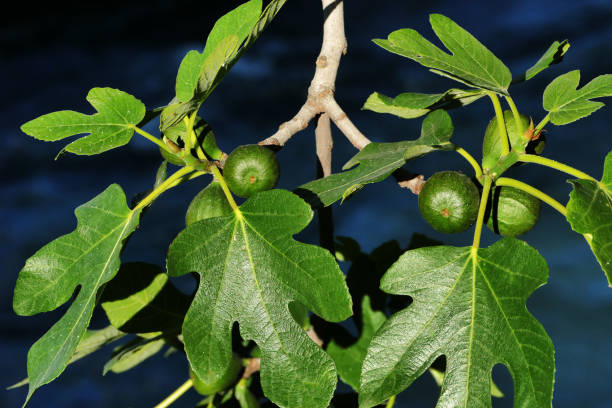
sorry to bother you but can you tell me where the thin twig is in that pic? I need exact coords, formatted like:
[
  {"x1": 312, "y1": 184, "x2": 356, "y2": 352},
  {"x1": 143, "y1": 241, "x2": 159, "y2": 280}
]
[
  {"x1": 259, "y1": 0, "x2": 371, "y2": 150},
  {"x1": 315, "y1": 113, "x2": 333, "y2": 177},
  {"x1": 315, "y1": 113, "x2": 335, "y2": 252}
]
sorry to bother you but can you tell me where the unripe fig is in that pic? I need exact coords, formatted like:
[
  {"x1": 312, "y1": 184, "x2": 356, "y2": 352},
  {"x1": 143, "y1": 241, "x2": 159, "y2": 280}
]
[
  {"x1": 485, "y1": 186, "x2": 541, "y2": 237},
  {"x1": 418, "y1": 171, "x2": 480, "y2": 234},
  {"x1": 223, "y1": 145, "x2": 280, "y2": 198},
  {"x1": 189, "y1": 353, "x2": 242, "y2": 395},
  {"x1": 185, "y1": 181, "x2": 233, "y2": 226}
]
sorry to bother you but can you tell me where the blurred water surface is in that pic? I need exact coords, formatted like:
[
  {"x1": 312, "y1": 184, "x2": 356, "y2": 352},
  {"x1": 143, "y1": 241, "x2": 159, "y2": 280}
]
[{"x1": 2, "y1": 1, "x2": 612, "y2": 407}]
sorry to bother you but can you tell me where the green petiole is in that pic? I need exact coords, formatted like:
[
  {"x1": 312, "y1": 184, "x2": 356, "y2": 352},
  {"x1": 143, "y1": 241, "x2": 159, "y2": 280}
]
[
  {"x1": 133, "y1": 166, "x2": 196, "y2": 211},
  {"x1": 534, "y1": 114, "x2": 550, "y2": 134},
  {"x1": 495, "y1": 177, "x2": 567, "y2": 217},
  {"x1": 153, "y1": 378, "x2": 193, "y2": 408},
  {"x1": 472, "y1": 176, "x2": 493, "y2": 251},
  {"x1": 131, "y1": 125, "x2": 175, "y2": 155},
  {"x1": 518, "y1": 154, "x2": 596, "y2": 181},
  {"x1": 487, "y1": 91, "x2": 510, "y2": 156},
  {"x1": 385, "y1": 395, "x2": 397, "y2": 408},
  {"x1": 210, "y1": 165, "x2": 240, "y2": 213},
  {"x1": 455, "y1": 146, "x2": 483, "y2": 182},
  {"x1": 504, "y1": 95, "x2": 525, "y2": 137}
]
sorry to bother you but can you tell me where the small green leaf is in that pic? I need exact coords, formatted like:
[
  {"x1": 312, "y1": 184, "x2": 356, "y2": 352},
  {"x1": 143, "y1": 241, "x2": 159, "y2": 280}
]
[
  {"x1": 20, "y1": 88, "x2": 145, "y2": 155},
  {"x1": 327, "y1": 296, "x2": 386, "y2": 391},
  {"x1": 12, "y1": 184, "x2": 141, "y2": 404},
  {"x1": 103, "y1": 336, "x2": 165, "y2": 375},
  {"x1": 167, "y1": 189, "x2": 352, "y2": 408},
  {"x1": 101, "y1": 262, "x2": 190, "y2": 333},
  {"x1": 297, "y1": 110, "x2": 454, "y2": 207},
  {"x1": 175, "y1": 0, "x2": 262, "y2": 102},
  {"x1": 359, "y1": 239, "x2": 554, "y2": 408},
  {"x1": 514, "y1": 40, "x2": 570, "y2": 83},
  {"x1": 543, "y1": 70, "x2": 612, "y2": 125},
  {"x1": 566, "y1": 151, "x2": 612, "y2": 285},
  {"x1": 373, "y1": 14, "x2": 511, "y2": 94},
  {"x1": 363, "y1": 88, "x2": 486, "y2": 119}
]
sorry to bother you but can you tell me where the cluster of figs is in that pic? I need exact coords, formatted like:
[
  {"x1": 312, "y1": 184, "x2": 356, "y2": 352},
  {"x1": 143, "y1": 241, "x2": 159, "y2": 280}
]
[{"x1": 419, "y1": 111, "x2": 544, "y2": 237}]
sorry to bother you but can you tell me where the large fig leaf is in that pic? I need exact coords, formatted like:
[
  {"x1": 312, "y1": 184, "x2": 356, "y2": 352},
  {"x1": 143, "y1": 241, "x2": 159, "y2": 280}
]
[
  {"x1": 566, "y1": 151, "x2": 612, "y2": 285},
  {"x1": 20, "y1": 88, "x2": 145, "y2": 155},
  {"x1": 543, "y1": 70, "x2": 612, "y2": 125},
  {"x1": 363, "y1": 88, "x2": 486, "y2": 119},
  {"x1": 13, "y1": 184, "x2": 142, "y2": 404},
  {"x1": 359, "y1": 239, "x2": 554, "y2": 408},
  {"x1": 167, "y1": 189, "x2": 352, "y2": 408},
  {"x1": 373, "y1": 14, "x2": 511, "y2": 95},
  {"x1": 297, "y1": 110, "x2": 454, "y2": 207}
]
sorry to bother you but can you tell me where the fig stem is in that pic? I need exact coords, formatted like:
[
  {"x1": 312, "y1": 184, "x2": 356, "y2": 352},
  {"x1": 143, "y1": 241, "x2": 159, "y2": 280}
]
[
  {"x1": 495, "y1": 177, "x2": 567, "y2": 217},
  {"x1": 210, "y1": 165, "x2": 240, "y2": 213},
  {"x1": 534, "y1": 113, "x2": 550, "y2": 134},
  {"x1": 472, "y1": 176, "x2": 493, "y2": 251},
  {"x1": 153, "y1": 378, "x2": 193, "y2": 408},
  {"x1": 504, "y1": 95, "x2": 525, "y2": 137},
  {"x1": 487, "y1": 91, "x2": 511, "y2": 156},
  {"x1": 455, "y1": 146, "x2": 483, "y2": 182},
  {"x1": 518, "y1": 154, "x2": 597, "y2": 181},
  {"x1": 131, "y1": 125, "x2": 175, "y2": 155}
]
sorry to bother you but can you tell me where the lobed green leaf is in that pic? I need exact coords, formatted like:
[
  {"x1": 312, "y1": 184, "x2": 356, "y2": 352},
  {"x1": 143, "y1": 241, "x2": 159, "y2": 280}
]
[
  {"x1": 373, "y1": 14, "x2": 511, "y2": 94},
  {"x1": 167, "y1": 189, "x2": 352, "y2": 408},
  {"x1": 566, "y1": 151, "x2": 612, "y2": 285},
  {"x1": 21, "y1": 88, "x2": 145, "y2": 155},
  {"x1": 543, "y1": 70, "x2": 612, "y2": 125},
  {"x1": 359, "y1": 239, "x2": 554, "y2": 408},
  {"x1": 13, "y1": 185, "x2": 141, "y2": 405},
  {"x1": 297, "y1": 110, "x2": 454, "y2": 207}
]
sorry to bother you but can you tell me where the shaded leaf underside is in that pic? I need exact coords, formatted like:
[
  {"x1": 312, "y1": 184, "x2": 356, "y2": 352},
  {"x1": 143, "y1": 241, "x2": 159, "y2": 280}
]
[{"x1": 363, "y1": 88, "x2": 486, "y2": 120}]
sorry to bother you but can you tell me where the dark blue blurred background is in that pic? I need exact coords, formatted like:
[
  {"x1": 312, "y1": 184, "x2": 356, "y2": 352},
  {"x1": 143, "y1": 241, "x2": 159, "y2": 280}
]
[{"x1": 2, "y1": 0, "x2": 612, "y2": 407}]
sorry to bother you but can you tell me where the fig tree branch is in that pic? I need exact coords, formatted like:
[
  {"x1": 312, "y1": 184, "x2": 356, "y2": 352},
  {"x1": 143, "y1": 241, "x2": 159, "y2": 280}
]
[{"x1": 259, "y1": 0, "x2": 370, "y2": 150}]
